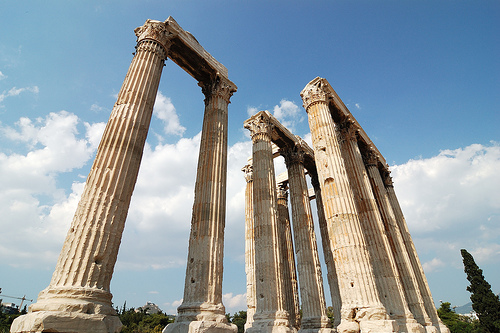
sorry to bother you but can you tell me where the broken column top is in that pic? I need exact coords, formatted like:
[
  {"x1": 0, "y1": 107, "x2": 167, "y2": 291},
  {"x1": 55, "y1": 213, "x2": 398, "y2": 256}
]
[{"x1": 137, "y1": 17, "x2": 236, "y2": 89}]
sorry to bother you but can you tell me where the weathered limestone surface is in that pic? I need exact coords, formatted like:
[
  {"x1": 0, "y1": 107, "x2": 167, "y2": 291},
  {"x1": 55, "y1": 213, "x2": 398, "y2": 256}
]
[
  {"x1": 338, "y1": 120, "x2": 424, "y2": 333},
  {"x1": 300, "y1": 78, "x2": 396, "y2": 333},
  {"x1": 280, "y1": 145, "x2": 331, "y2": 333},
  {"x1": 244, "y1": 113, "x2": 295, "y2": 333},
  {"x1": 310, "y1": 172, "x2": 342, "y2": 328},
  {"x1": 276, "y1": 184, "x2": 301, "y2": 329},
  {"x1": 243, "y1": 164, "x2": 256, "y2": 330},
  {"x1": 164, "y1": 75, "x2": 237, "y2": 333},
  {"x1": 11, "y1": 19, "x2": 171, "y2": 333},
  {"x1": 363, "y1": 150, "x2": 435, "y2": 333},
  {"x1": 384, "y1": 176, "x2": 449, "y2": 333}
]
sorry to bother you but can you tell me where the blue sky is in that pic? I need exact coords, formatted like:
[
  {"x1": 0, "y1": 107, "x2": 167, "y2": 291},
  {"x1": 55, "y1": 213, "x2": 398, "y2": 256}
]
[{"x1": 1, "y1": 1, "x2": 499, "y2": 315}]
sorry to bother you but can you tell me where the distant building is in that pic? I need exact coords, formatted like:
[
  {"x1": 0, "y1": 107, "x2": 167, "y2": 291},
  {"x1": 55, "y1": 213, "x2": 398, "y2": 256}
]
[{"x1": 135, "y1": 301, "x2": 162, "y2": 314}]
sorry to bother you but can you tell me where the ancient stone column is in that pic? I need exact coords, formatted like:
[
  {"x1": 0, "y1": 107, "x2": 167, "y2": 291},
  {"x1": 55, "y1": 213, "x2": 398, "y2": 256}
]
[
  {"x1": 383, "y1": 175, "x2": 450, "y2": 333},
  {"x1": 244, "y1": 112, "x2": 295, "y2": 333},
  {"x1": 11, "y1": 19, "x2": 171, "y2": 333},
  {"x1": 280, "y1": 144, "x2": 331, "y2": 333},
  {"x1": 300, "y1": 77, "x2": 394, "y2": 333},
  {"x1": 276, "y1": 183, "x2": 301, "y2": 330},
  {"x1": 363, "y1": 150, "x2": 436, "y2": 333},
  {"x1": 242, "y1": 164, "x2": 256, "y2": 330},
  {"x1": 165, "y1": 75, "x2": 237, "y2": 333},
  {"x1": 337, "y1": 120, "x2": 423, "y2": 333},
  {"x1": 310, "y1": 172, "x2": 341, "y2": 328}
]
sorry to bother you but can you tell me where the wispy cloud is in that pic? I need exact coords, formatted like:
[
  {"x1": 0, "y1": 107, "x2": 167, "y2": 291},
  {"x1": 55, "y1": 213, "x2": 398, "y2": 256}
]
[
  {"x1": 0, "y1": 71, "x2": 7, "y2": 80},
  {"x1": 0, "y1": 86, "x2": 39, "y2": 103},
  {"x1": 153, "y1": 91, "x2": 186, "y2": 136}
]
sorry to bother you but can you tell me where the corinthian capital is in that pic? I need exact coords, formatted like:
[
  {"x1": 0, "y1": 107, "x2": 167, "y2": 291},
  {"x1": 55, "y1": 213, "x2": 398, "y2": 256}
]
[
  {"x1": 244, "y1": 112, "x2": 274, "y2": 142},
  {"x1": 134, "y1": 19, "x2": 172, "y2": 53},
  {"x1": 300, "y1": 77, "x2": 331, "y2": 111},
  {"x1": 338, "y1": 119, "x2": 358, "y2": 143},
  {"x1": 201, "y1": 75, "x2": 237, "y2": 105},
  {"x1": 241, "y1": 164, "x2": 253, "y2": 183},
  {"x1": 280, "y1": 144, "x2": 305, "y2": 168},
  {"x1": 362, "y1": 148, "x2": 379, "y2": 167}
]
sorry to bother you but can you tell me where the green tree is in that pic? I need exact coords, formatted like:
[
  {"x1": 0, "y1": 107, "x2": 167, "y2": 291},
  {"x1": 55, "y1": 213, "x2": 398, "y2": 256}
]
[
  {"x1": 461, "y1": 249, "x2": 500, "y2": 333},
  {"x1": 437, "y1": 302, "x2": 480, "y2": 333},
  {"x1": 229, "y1": 311, "x2": 247, "y2": 333}
]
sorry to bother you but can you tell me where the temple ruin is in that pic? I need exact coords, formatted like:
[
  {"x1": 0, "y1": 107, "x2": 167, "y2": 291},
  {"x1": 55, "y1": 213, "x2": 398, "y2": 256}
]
[
  {"x1": 242, "y1": 78, "x2": 449, "y2": 333},
  {"x1": 11, "y1": 17, "x2": 448, "y2": 333},
  {"x1": 11, "y1": 17, "x2": 237, "y2": 333}
]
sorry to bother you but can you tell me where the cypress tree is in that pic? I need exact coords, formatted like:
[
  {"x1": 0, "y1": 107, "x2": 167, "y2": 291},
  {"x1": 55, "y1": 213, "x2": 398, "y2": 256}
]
[{"x1": 461, "y1": 249, "x2": 500, "y2": 333}]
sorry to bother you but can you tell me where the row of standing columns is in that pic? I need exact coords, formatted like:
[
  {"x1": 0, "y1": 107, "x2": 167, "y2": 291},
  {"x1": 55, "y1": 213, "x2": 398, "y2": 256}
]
[{"x1": 243, "y1": 77, "x2": 448, "y2": 333}]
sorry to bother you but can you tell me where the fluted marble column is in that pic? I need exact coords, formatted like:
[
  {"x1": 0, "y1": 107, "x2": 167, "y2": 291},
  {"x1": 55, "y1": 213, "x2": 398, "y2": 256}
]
[
  {"x1": 383, "y1": 175, "x2": 450, "y2": 333},
  {"x1": 363, "y1": 151, "x2": 436, "y2": 333},
  {"x1": 281, "y1": 145, "x2": 331, "y2": 333},
  {"x1": 244, "y1": 113, "x2": 295, "y2": 333},
  {"x1": 310, "y1": 172, "x2": 341, "y2": 328},
  {"x1": 11, "y1": 19, "x2": 170, "y2": 333},
  {"x1": 243, "y1": 164, "x2": 256, "y2": 330},
  {"x1": 165, "y1": 75, "x2": 237, "y2": 333},
  {"x1": 338, "y1": 120, "x2": 423, "y2": 333},
  {"x1": 300, "y1": 78, "x2": 394, "y2": 333},
  {"x1": 277, "y1": 183, "x2": 300, "y2": 330}
]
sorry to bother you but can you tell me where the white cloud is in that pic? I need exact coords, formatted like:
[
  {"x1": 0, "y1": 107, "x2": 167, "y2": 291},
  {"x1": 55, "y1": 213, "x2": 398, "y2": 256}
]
[
  {"x1": 247, "y1": 106, "x2": 259, "y2": 117},
  {"x1": 223, "y1": 293, "x2": 247, "y2": 314},
  {"x1": 0, "y1": 71, "x2": 6, "y2": 80},
  {"x1": 0, "y1": 86, "x2": 39, "y2": 103},
  {"x1": 423, "y1": 258, "x2": 445, "y2": 273},
  {"x1": 0, "y1": 111, "x2": 100, "y2": 268},
  {"x1": 153, "y1": 91, "x2": 186, "y2": 136},
  {"x1": 391, "y1": 142, "x2": 500, "y2": 273},
  {"x1": 90, "y1": 103, "x2": 107, "y2": 113},
  {"x1": 272, "y1": 99, "x2": 303, "y2": 132},
  {"x1": 355, "y1": 103, "x2": 361, "y2": 109}
]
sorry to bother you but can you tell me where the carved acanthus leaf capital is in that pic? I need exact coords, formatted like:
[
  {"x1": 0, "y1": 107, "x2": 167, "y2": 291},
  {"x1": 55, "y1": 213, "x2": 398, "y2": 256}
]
[
  {"x1": 201, "y1": 75, "x2": 237, "y2": 105},
  {"x1": 277, "y1": 182, "x2": 289, "y2": 200},
  {"x1": 363, "y1": 148, "x2": 379, "y2": 167},
  {"x1": 280, "y1": 144, "x2": 305, "y2": 168},
  {"x1": 383, "y1": 173, "x2": 394, "y2": 187},
  {"x1": 241, "y1": 164, "x2": 253, "y2": 183},
  {"x1": 338, "y1": 119, "x2": 358, "y2": 143},
  {"x1": 244, "y1": 113, "x2": 273, "y2": 142},
  {"x1": 300, "y1": 77, "x2": 331, "y2": 111}
]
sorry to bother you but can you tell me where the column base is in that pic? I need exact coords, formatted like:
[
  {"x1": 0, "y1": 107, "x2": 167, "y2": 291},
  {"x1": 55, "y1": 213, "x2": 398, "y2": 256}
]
[
  {"x1": 10, "y1": 311, "x2": 122, "y2": 333},
  {"x1": 246, "y1": 311, "x2": 296, "y2": 333},
  {"x1": 402, "y1": 320, "x2": 426, "y2": 333},
  {"x1": 299, "y1": 328, "x2": 336, "y2": 333},
  {"x1": 423, "y1": 324, "x2": 439, "y2": 333},
  {"x1": 438, "y1": 323, "x2": 450, "y2": 333},
  {"x1": 162, "y1": 321, "x2": 237, "y2": 333}
]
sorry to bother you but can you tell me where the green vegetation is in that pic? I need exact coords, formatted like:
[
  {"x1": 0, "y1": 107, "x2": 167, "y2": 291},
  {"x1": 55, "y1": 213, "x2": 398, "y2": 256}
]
[
  {"x1": 437, "y1": 301, "x2": 481, "y2": 333},
  {"x1": 119, "y1": 308, "x2": 174, "y2": 333},
  {"x1": 461, "y1": 249, "x2": 500, "y2": 333}
]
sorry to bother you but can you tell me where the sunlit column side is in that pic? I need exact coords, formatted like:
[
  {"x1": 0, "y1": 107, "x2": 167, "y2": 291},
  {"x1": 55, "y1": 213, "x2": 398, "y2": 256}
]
[
  {"x1": 242, "y1": 164, "x2": 256, "y2": 330},
  {"x1": 363, "y1": 150, "x2": 436, "y2": 333},
  {"x1": 337, "y1": 120, "x2": 424, "y2": 332},
  {"x1": 165, "y1": 75, "x2": 237, "y2": 333},
  {"x1": 11, "y1": 19, "x2": 171, "y2": 333},
  {"x1": 277, "y1": 183, "x2": 301, "y2": 330},
  {"x1": 310, "y1": 171, "x2": 341, "y2": 328},
  {"x1": 244, "y1": 112, "x2": 295, "y2": 333},
  {"x1": 300, "y1": 78, "x2": 392, "y2": 333},
  {"x1": 280, "y1": 144, "x2": 331, "y2": 333},
  {"x1": 383, "y1": 175, "x2": 450, "y2": 333}
]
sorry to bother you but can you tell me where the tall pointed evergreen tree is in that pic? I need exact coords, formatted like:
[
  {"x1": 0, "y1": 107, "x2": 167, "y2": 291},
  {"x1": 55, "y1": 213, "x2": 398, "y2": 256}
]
[{"x1": 461, "y1": 249, "x2": 500, "y2": 333}]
